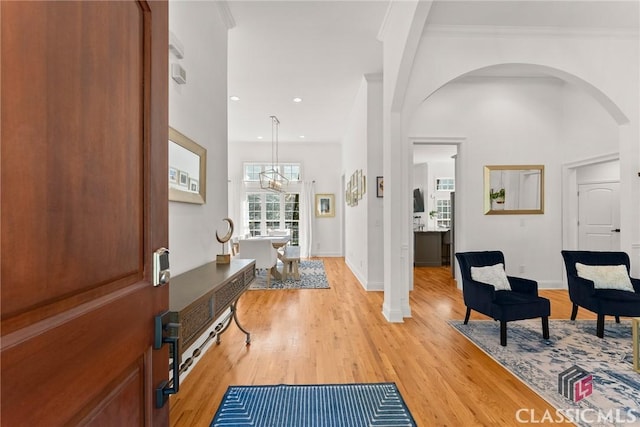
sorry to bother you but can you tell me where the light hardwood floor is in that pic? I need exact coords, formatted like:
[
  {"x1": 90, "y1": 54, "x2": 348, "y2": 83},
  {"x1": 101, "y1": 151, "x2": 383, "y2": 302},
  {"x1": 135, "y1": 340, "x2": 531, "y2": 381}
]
[{"x1": 170, "y1": 257, "x2": 589, "y2": 426}]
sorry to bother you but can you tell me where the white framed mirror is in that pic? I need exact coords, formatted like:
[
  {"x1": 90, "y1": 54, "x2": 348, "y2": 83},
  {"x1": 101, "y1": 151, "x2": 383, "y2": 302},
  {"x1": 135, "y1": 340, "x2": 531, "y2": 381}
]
[
  {"x1": 169, "y1": 127, "x2": 206, "y2": 204},
  {"x1": 484, "y1": 165, "x2": 544, "y2": 215}
]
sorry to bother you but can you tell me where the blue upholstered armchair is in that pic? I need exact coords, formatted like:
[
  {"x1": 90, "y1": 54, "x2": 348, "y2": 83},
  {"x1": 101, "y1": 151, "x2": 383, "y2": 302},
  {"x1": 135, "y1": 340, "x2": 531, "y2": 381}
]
[
  {"x1": 455, "y1": 251, "x2": 550, "y2": 346},
  {"x1": 561, "y1": 251, "x2": 640, "y2": 338}
]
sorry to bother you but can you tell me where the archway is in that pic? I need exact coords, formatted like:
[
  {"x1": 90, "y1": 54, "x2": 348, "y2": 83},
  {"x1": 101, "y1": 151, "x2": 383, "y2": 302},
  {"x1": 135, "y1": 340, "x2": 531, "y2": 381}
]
[{"x1": 405, "y1": 62, "x2": 631, "y2": 286}]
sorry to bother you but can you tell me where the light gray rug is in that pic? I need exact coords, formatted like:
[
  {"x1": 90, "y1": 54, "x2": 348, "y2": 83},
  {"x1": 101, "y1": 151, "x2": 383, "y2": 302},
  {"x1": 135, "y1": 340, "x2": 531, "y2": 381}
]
[
  {"x1": 249, "y1": 259, "x2": 329, "y2": 290},
  {"x1": 449, "y1": 319, "x2": 640, "y2": 427}
]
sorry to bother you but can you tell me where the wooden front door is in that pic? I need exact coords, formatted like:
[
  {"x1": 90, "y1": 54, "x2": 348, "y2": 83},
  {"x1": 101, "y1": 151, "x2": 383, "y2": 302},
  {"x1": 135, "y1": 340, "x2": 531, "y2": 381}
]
[{"x1": 1, "y1": 1, "x2": 169, "y2": 425}]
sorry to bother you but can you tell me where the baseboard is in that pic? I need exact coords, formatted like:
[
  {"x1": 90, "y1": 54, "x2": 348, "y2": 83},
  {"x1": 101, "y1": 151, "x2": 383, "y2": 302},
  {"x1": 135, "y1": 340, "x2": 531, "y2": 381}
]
[
  {"x1": 382, "y1": 303, "x2": 405, "y2": 323},
  {"x1": 367, "y1": 281, "x2": 384, "y2": 291},
  {"x1": 537, "y1": 280, "x2": 566, "y2": 290},
  {"x1": 311, "y1": 251, "x2": 342, "y2": 257},
  {"x1": 345, "y1": 258, "x2": 367, "y2": 290}
]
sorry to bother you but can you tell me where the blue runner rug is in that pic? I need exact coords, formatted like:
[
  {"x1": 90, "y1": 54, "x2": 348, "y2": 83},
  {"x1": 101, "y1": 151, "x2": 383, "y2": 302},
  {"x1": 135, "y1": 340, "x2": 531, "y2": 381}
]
[{"x1": 210, "y1": 383, "x2": 417, "y2": 427}]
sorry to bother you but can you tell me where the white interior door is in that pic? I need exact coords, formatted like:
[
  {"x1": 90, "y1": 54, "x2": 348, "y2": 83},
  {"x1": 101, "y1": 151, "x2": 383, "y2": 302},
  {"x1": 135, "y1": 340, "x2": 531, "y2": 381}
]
[{"x1": 578, "y1": 182, "x2": 620, "y2": 250}]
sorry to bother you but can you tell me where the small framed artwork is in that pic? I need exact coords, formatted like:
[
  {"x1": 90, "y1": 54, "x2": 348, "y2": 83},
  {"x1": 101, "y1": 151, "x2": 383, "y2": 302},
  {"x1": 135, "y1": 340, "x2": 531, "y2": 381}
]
[
  {"x1": 315, "y1": 193, "x2": 335, "y2": 217},
  {"x1": 633, "y1": 318, "x2": 640, "y2": 373},
  {"x1": 376, "y1": 176, "x2": 383, "y2": 198},
  {"x1": 169, "y1": 167, "x2": 178, "y2": 184},
  {"x1": 178, "y1": 170, "x2": 189, "y2": 187},
  {"x1": 189, "y1": 178, "x2": 199, "y2": 193}
]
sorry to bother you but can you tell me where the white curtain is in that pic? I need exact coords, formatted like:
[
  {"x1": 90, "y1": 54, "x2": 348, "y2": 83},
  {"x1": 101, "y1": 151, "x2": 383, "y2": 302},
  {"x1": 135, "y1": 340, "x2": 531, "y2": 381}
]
[
  {"x1": 300, "y1": 181, "x2": 315, "y2": 257},
  {"x1": 228, "y1": 177, "x2": 246, "y2": 238}
]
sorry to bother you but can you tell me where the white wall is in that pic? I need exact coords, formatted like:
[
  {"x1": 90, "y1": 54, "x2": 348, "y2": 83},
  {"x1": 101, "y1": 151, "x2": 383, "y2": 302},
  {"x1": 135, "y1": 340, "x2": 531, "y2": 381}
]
[
  {"x1": 402, "y1": 25, "x2": 640, "y2": 282},
  {"x1": 343, "y1": 77, "x2": 369, "y2": 282},
  {"x1": 342, "y1": 74, "x2": 384, "y2": 290},
  {"x1": 169, "y1": 1, "x2": 229, "y2": 276},
  {"x1": 408, "y1": 77, "x2": 621, "y2": 287},
  {"x1": 227, "y1": 141, "x2": 342, "y2": 257}
]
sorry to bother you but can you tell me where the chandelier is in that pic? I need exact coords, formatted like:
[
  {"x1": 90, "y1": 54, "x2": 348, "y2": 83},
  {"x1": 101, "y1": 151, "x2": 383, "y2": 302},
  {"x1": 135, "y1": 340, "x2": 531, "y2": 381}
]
[{"x1": 259, "y1": 115, "x2": 289, "y2": 193}]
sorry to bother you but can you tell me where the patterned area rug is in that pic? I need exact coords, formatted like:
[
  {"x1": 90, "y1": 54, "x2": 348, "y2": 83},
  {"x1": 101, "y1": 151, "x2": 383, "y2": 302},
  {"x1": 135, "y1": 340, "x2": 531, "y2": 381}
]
[
  {"x1": 449, "y1": 319, "x2": 640, "y2": 427},
  {"x1": 210, "y1": 383, "x2": 416, "y2": 426},
  {"x1": 249, "y1": 259, "x2": 329, "y2": 290}
]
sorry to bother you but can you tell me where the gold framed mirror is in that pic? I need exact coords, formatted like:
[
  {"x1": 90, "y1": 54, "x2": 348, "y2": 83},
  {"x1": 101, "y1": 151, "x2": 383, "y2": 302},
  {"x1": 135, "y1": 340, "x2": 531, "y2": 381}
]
[
  {"x1": 169, "y1": 127, "x2": 206, "y2": 204},
  {"x1": 484, "y1": 165, "x2": 544, "y2": 215}
]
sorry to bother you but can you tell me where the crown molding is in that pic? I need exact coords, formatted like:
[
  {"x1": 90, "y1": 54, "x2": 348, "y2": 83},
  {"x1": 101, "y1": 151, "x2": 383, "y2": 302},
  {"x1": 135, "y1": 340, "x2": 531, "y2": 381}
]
[
  {"x1": 410, "y1": 136, "x2": 466, "y2": 145},
  {"x1": 364, "y1": 73, "x2": 383, "y2": 82},
  {"x1": 376, "y1": 1, "x2": 395, "y2": 42},
  {"x1": 215, "y1": 1, "x2": 236, "y2": 30},
  {"x1": 424, "y1": 24, "x2": 638, "y2": 39}
]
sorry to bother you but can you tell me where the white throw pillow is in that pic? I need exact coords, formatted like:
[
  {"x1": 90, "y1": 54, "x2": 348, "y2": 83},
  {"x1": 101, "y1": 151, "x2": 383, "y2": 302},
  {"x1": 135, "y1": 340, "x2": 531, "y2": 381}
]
[
  {"x1": 471, "y1": 263, "x2": 511, "y2": 291},
  {"x1": 575, "y1": 263, "x2": 634, "y2": 292}
]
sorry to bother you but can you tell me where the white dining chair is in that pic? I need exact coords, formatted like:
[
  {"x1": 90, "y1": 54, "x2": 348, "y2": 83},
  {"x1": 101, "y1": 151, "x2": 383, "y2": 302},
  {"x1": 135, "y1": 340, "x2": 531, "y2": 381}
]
[{"x1": 237, "y1": 238, "x2": 279, "y2": 287}]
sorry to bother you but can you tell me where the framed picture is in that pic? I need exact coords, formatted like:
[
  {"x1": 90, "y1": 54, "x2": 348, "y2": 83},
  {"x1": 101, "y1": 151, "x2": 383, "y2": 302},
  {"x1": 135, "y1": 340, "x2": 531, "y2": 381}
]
[
  {"x1": 633, "y1": 318, "x2": 640, "y2": 373},
  {"x1": 315, "y1": 193, "x2": 335, "y2": 217},
  {"x1": 169, "y1": 167, "x2": 178, "y2": 184},
  {"x1": 376, "y1": 176, "x2": 383, "y2": 198},
  {"x1": 189, "y1": 178, "x2": 199, "y2": 193},
  {"x1": 178, "y1": 170, "x2": 189, "y2": 187}
]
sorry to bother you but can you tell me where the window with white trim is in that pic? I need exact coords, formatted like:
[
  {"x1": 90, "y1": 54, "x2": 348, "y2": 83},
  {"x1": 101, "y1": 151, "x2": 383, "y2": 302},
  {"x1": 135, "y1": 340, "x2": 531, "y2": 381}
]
[
  {"x1": 436, "y1": 178, "x2": 455, "y2": 191},
  {"x1": 436, "y1": 199, "x2": 451, "y2": 228},
  {"x1": 243, "y1": 163, "x2": 301, "y2": 182},
  {"x1": 245, "y1": 192, "x2": 300, "y2": 245}
]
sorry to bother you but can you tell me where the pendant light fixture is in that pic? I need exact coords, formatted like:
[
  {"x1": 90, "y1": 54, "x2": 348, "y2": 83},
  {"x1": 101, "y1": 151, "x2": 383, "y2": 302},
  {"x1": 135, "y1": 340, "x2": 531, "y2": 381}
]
[{"x1": 259, "y1": 115, "x2": 288, "y2": 193}]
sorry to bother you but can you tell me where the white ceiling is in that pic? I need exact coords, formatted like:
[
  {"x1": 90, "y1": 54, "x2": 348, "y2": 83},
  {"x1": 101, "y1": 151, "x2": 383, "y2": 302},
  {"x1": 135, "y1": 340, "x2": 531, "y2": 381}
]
[
  {"x1": 226, "y1": 1, "x2": 638, "y2": 146},
  {"x1": 227, "y1": 1, "x2": 388, "y2": 144}
]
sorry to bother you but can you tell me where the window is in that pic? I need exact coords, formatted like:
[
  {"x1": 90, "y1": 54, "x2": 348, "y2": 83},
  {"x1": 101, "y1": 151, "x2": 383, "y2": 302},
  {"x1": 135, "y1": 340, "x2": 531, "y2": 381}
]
[
  {"x1": 436, "y1": 199, "x2": 451, "y2": 228},
  {"x1": 243, "y1": 163, "x2": 301, "y2": 182},
  {"x1": 245, "y1": 192, "x2": 300, "y2": 245},
  {"x1": 247, "y1": 194, "x2": 262, "y2": 236},
  {"x1": 436, "y1": 178, "x2": 455, "y2": 191}
]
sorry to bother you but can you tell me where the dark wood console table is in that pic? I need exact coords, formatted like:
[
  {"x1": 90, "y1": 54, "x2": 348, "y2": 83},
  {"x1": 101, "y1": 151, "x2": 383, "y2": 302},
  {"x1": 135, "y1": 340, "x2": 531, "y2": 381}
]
[{"x1": 169, "y1": 258, "x2": 255, "y2": 373}]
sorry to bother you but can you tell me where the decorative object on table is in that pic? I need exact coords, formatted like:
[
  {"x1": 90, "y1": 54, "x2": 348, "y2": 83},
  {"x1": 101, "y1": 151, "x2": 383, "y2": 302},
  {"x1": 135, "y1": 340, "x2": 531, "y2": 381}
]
[
  {"x1": 259, "y1": 115, "x2": 288, "y2": 193},
  {"x1": 483, "y1": 165, "x2": 544, "y2": 215},
  {"x1": 449, "y1": 319, "x2": 639, "y2": 426},
  {"x1": 315, "y1": 193, "x2": 335, "y2": 217},
  {"x1": 215, "y1": 218, "x2": 234, "y2": 264},
  {"x1": 561, "y1": 250, "x2": 640, "y2": 338},
  {"x1": 633, "y1": 318, "x2": 640, "y2": 373},
  {"x1": 250, "y1": 259, "x2": 329, "y2": 289},
  {"x1": 376, "y1": 176, "x2": 383, "y2": 198},
  {"x1": 168, "y1": 127, "x2": 207, "y2": 204},
  {"x1": 455, "y1": 251, "x2": 550, "y2": 346},
  {"x1": 211, "y1": 383, "x2": 416, "y2": 426}
]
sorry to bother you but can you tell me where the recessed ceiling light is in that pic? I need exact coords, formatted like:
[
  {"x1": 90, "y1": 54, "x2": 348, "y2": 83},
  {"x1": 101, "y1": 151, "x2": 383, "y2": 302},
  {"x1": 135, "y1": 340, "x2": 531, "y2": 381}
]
[
  {"x1": 257, "y1": 136, "x2": 263, "y2": 140},
  {"x1": 229, "y1": 96, "x2": 240, "y2": 101},
  {"x1": 299, "y1": 135, "x2": 305, "y2": 139},
  {"x1": 293, "y1": 97, "x2": 303, "y2": 103}
]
